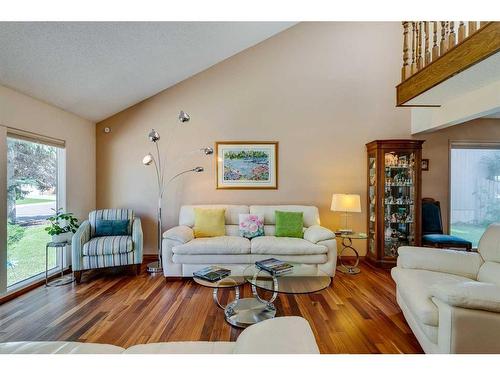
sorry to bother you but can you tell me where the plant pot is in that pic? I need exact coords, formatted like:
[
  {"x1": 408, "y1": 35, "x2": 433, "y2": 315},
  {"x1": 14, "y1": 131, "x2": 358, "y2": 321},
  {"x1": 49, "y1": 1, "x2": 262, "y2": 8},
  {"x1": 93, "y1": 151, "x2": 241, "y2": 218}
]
[{"x1": 51, "y1": 232, "x2": 73, "y2": 244}]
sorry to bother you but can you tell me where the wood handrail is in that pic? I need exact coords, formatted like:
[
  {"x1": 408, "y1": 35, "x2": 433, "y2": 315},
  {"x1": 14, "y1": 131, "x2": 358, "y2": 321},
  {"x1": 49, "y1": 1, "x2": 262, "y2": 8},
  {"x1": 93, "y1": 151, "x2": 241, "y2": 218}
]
[{"x1": 397, "y1": 21, "x2": 500, "y2": 106}]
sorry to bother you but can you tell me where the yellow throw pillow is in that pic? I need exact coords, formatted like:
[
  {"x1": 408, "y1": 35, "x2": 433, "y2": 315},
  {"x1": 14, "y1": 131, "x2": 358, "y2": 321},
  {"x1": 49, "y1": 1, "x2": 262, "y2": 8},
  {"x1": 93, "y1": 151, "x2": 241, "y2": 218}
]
[{"x1": 193, "y1": 208, "x2": 226, "y2": 238}]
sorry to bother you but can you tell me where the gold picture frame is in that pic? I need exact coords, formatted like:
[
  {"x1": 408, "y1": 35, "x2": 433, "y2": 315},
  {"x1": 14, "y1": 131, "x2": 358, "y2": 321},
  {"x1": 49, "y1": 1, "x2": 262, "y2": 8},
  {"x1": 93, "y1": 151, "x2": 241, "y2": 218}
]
[{"x1": 215, "y1": 141, "x2": 278, "y2": 189}]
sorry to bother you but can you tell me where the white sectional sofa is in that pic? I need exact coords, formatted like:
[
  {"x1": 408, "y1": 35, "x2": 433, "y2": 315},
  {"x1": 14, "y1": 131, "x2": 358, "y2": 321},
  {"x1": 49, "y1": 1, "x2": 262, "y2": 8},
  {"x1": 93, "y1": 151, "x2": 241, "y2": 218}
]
[
  {"x1": 162, "y1": 205, "x2": 337, "y2": 277},
  {"x1": 392, "y1": 223, "x2": 500, "y2": 353},
  {"x1": 0, "y1": 317, "x2": 319, "y2": 354}
]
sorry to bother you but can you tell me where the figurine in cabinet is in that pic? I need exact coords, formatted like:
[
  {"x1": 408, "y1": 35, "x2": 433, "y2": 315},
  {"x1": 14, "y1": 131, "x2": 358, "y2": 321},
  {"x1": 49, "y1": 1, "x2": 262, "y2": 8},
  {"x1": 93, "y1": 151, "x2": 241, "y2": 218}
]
[{"x1": 366, "y1": 140, "x2": 423, "y2": 268}]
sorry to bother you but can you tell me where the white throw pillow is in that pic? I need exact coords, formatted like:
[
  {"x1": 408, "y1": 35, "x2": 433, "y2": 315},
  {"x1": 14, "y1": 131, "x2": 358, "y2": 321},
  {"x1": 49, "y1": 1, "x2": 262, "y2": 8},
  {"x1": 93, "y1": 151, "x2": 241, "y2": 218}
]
[{"x1": 239, "y1": 214, "x2": 264, "y2": 239}]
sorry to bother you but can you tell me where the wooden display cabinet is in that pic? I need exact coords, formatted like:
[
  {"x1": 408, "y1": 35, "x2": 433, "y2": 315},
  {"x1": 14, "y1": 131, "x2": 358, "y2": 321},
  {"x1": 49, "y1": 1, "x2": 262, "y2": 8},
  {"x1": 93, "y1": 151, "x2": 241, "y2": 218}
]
[{"x1": 366, "y1": 140, "x2": 424, "y2": 268}]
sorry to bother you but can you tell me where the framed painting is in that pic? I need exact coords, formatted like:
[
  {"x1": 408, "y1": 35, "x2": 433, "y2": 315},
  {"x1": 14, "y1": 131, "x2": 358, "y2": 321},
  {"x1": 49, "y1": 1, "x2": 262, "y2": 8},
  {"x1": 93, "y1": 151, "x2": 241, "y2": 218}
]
[
  {"x1": 216, "y1": 141, "x2": 278, "y2": 189},
  {"x1": 421, "y1": 158, "x2": 429, "y2": 171}
]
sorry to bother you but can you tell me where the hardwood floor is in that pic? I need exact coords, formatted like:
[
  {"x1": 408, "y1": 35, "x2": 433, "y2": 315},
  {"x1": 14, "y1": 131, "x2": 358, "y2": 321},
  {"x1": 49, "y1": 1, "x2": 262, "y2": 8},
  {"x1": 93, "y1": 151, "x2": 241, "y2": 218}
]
[{"x1": 0, "y1": 261, "x2": 423, "y2": 353}]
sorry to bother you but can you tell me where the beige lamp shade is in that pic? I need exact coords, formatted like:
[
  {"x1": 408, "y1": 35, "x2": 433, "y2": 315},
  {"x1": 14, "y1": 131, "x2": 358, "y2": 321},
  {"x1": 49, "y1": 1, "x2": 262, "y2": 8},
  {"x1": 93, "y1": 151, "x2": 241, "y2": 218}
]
[{"x1": 331, "y1": 194, "x2": 361, "y2": 213}]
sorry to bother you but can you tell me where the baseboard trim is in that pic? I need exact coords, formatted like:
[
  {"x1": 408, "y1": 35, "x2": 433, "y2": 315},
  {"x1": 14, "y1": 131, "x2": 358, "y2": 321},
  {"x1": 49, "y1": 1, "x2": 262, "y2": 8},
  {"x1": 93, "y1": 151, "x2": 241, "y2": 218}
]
[
  {"x1": 143, "y1": 254, "x2": 158, "y2": 262},
  {"x1": 165, "y1": 277, "x2": 183, "y2": 281}
]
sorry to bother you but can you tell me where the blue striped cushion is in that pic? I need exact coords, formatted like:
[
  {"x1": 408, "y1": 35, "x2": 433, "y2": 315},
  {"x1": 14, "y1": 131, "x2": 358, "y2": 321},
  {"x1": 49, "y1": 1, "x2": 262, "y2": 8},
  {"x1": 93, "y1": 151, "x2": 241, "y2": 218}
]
[{"x1": 82, "y1": 235, "x2": 133, "y2": 256}]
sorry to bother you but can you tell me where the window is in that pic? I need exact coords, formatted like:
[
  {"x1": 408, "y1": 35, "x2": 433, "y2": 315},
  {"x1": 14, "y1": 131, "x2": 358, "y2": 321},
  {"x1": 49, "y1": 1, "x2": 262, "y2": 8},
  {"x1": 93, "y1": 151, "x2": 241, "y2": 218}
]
[
  {"x1": 3, "y1": 131, "x2": 66, "y2": 291},
  {"x1": 450, "y1": 142, "x2": 500, "y2": 248}
]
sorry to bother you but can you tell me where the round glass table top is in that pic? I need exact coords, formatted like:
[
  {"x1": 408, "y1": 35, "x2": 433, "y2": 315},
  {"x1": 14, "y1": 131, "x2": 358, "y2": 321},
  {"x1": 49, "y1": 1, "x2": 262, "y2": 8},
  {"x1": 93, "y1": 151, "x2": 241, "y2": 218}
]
[
  {"x1": 335, "y1": 231, "x2": 368, "y2": 240},
  {"x1": 193, "y1": 275, "x2": 246, "y2": 289},
  {"x1": 243, "y1": 263, "x2": 331, "y2": 294}
]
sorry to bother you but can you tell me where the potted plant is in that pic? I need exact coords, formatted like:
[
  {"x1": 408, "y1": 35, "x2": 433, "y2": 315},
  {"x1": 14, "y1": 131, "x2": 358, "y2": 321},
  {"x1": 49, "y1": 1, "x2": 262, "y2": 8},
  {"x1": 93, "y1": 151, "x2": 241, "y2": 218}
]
[{"x1": 45, "y1": 208, "x2": 79, "y2": 243}]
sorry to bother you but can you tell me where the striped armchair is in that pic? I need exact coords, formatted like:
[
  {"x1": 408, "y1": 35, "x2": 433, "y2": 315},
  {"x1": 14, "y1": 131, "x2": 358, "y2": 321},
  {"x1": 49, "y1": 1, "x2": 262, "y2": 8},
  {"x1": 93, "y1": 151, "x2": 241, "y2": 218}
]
[{"x1": 72, "y1": 209, "x2": 143, "y2": 283}]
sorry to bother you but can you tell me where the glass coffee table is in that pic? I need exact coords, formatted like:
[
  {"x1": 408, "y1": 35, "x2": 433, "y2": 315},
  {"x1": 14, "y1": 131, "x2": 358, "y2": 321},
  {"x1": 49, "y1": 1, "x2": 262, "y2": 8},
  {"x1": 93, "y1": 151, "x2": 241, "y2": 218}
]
[
  {"x1": 193, "y1": 264, "x2": 331, "y2": 328},
  {"x1": 193, "y1": 275, "x2": 246, "y2": 309},
  {"x1": 224, "y1": 263, "x2": 331, "y2": 328}
]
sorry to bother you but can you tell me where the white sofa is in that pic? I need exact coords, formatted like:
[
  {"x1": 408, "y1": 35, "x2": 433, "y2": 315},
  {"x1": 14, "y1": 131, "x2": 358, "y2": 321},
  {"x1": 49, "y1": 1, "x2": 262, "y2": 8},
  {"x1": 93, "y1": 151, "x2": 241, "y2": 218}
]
[
  {"x1": 392, "y1": 223, "x2": 500, "y2": 353},
  {"x1": 162, "y1": 205, "x2": 337, "y2": 277},
  {"x1": 0, "y1": 317, "x2": 319, "y2": 354}
]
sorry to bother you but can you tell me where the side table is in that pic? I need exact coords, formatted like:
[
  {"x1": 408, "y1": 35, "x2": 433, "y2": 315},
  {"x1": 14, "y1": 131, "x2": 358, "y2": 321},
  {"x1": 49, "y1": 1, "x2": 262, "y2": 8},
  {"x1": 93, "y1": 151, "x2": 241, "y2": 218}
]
[
  {"x1": 46, "y1": 241, "x2": 74, "y2": 287},
  {"x1": 335, "y1": 232, "x2": 368, "y2": 275}
]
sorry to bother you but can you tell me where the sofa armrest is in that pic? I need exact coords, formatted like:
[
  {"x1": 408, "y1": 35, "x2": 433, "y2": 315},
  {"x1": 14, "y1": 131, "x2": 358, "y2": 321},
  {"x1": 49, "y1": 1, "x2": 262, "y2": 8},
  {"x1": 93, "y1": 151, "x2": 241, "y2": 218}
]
[
  {"x1": 397, "y1": 246, "x2": 483, "y2": 279},
  {"x1": 162, "y1": 225, "x2": 194, "y2": 244},
  {"x1": 71, "y1": 220, "x2": 91, "y2": 272},
  {"x1": 304, "y1": 225, "x2": 335, "y2": 244},
  {"x1": 431, "y1": 282, "x2": 500, "y2": 313},
  {"x1": 232, "y1": 316, "x2": 319, "y2": 354}
]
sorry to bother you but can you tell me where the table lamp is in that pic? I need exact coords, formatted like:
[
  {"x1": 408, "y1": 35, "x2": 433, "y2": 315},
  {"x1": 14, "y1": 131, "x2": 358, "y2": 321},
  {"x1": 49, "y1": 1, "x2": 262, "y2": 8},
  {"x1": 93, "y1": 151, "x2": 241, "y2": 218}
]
[{"x1": 331, "y1": 193, "x2": 361, "y2": 233}]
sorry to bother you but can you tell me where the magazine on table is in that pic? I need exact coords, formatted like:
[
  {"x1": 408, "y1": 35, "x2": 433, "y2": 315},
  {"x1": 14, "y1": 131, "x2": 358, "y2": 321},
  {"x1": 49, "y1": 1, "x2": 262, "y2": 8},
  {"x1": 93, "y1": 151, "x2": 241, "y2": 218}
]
[
  {"x1": 255, "y1": 258, "x2": 294, "y2": 276},
  {"x1": 193, "y1": 266, "x2": 231, "y2": 282}
]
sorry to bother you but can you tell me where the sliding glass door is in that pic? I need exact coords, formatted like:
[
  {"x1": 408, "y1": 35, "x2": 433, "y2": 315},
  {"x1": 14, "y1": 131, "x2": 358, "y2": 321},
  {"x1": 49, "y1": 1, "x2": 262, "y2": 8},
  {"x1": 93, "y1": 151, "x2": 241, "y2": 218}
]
[
  {"x1": 450, "y1": 142, "x2": 500, "y2": 248},
  {"x1": 5, "y1": 135, "x2": 63, "y2": 289}
]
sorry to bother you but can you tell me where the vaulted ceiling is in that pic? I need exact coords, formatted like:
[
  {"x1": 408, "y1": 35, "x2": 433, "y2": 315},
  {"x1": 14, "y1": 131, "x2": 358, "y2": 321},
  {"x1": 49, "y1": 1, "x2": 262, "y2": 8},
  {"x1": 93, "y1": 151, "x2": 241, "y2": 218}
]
[{"x1": 0, "y1": 22, "x2": 296, "y2": 122}]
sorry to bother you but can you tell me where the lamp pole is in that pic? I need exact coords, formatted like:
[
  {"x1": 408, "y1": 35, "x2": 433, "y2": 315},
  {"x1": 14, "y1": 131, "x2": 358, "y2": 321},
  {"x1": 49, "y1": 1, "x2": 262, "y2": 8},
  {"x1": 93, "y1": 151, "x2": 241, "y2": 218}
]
[{"x1": 142, "y1": 111, "x2": 213, "y2": 273}]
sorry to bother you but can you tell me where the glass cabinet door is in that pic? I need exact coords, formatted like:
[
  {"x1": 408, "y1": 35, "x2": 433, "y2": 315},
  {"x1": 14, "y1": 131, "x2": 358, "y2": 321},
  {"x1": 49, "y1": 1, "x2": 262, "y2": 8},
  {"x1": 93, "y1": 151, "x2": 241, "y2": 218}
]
[
  {"x1": 383, "y1": 151, "x2": 416, "y2": 258},
  {"x1": 368, "y1": 153, "x2": 377, "y2": 255}
]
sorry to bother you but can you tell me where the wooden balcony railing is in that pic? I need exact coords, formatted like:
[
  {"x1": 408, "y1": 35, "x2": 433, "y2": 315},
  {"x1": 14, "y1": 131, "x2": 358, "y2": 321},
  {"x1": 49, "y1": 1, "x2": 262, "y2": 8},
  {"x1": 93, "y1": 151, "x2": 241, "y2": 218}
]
[{"x1": 397, "y1": 21, "x2": 500, "y2": 106}]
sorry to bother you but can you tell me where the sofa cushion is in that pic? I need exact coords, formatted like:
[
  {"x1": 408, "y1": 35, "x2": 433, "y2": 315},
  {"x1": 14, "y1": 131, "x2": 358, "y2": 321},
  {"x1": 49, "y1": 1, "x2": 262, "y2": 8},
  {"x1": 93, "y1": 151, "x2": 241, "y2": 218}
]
[
  {"x1": 477, "y1": 261, "x2": 500, "y2": 286},
  {"x1": 89, "y1": 208, "x2": 134, "y2": 236},
  {"x1": 275, "y1": 211, "x2": 304, "y2": 238},
  {"x1": 397, "y1": 246, "x2": 483, "y2": 279},
  {"x1": 193, "y1": 208, "x2": 226, "y2": 238},
  {"x1": 239, "y1": 214, "x2": 265, "y2": 239},
  {"x1": 172, "y1": 253, "x2": 328, "y2": 265},
  {"x1": 233, "y1": 316, "x2": 320, "y2": 354},
  {"x1": 172, "y1": 236, "x2": 251, "y2": 255},
  {"x1": 250, "y1": 236, "x2": 327, "y2": 255},
  {"x1": 422, "y1": 234, "x2": 472, "y2": 246},
  {"x1": 82, "y1": 236, "x2": 133, "y2": 256},
  {"x1": 95, "y1": 219, "x2": 130, "y2": 237},
  {"x1": 250, "y1": 205, "x2": 320, "y2": 227},
  {"x1": 478, "y1": 223, "x2": 500, "y2": 262},
  {"x1": 179, "y1": 205, "x2": 249, "y2": 226},
  {"x1": 124, "y1": 342, "x2": 235, "y2": 354},
  {"x1": 0, "y1": 341, "x2": 124, "y2": 354},
  {"x1": 391, "y1": 268, "x2": 472, "y2": 326}
]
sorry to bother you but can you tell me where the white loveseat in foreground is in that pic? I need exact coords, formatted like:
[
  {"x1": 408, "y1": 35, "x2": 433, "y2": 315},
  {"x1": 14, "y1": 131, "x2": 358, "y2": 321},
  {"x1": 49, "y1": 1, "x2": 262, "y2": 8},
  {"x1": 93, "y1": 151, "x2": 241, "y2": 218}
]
[
  {"x1": 162, "y1": 205, "x2": 337, "y2": 277},
  {"x1": 0, "y1": 317, "x2": 319, "y2": 354},
  {"x1": 392, "y1": 224, "x2": 500, "y2": 353}
]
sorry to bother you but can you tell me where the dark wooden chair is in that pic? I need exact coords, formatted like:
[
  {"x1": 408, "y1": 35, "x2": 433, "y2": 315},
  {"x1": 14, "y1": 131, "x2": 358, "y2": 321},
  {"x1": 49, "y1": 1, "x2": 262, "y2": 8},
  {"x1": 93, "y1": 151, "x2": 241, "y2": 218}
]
[{"x1": 422, "y1": 198, "x2": 472, "y2": 251}]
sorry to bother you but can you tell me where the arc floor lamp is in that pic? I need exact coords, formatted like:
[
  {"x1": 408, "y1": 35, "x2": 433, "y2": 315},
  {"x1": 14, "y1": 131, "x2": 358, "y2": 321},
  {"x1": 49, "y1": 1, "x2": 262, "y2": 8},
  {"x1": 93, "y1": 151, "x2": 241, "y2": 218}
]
[{"x1": 142, "y1": 110, "x2": 213, "y2": 273}]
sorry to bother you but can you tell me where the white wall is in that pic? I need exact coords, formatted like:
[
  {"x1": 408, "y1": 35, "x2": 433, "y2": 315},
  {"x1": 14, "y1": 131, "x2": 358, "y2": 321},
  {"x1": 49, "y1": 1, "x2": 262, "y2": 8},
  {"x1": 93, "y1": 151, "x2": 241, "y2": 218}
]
[
  {"x1": 412, "y1": 79, "x2": 500, "y2": 134},
  {"x1": 0, "y1": 85, "x2": 96, "y2": 292}
]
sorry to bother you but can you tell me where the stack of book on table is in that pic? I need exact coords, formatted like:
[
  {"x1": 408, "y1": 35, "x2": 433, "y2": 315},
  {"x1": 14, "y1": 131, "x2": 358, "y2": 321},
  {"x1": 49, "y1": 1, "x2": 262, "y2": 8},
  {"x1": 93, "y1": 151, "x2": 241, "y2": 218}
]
[
  {"x1": 255, "y1": 258, "x2": 294, "y2": 276},
  {"x1": 193, "y1": 266, "x2": 231, "y2": 282}
]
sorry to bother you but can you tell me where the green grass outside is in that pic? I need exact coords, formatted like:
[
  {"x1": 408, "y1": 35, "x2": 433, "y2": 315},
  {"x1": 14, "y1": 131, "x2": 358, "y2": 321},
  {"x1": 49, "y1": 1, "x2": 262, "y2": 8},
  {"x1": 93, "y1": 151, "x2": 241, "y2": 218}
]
[
  {"x1": 15, "y1": 197, "x2": 54, "y2": 205},
  {"x1": 450, "y1": 223, "x2": 487, "y2": 248},
  {"x1": 7, "y1": 224, "x2": 57, "y2": 287}
]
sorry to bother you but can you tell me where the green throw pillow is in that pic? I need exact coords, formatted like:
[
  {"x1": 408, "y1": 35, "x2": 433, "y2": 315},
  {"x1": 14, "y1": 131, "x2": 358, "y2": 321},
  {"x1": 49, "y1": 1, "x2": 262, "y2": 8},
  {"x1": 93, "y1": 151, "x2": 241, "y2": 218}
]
[{"x1": 275, "y1": 211, "x2": 303, "y2": 238}]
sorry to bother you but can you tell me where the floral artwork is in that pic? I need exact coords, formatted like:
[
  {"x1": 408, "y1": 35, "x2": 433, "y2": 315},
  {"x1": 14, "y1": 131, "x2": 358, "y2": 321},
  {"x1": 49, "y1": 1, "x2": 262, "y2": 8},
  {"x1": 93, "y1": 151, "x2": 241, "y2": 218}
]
[
  {"x1": 239, "y1": 214, "x2": 265, "y2": 239},
  {"x1": 216, "y1": 142, "x2": 278, "y2": 189},
  {"x1": 223, "y1": 150, "x2": 270, "y2": 181}
]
